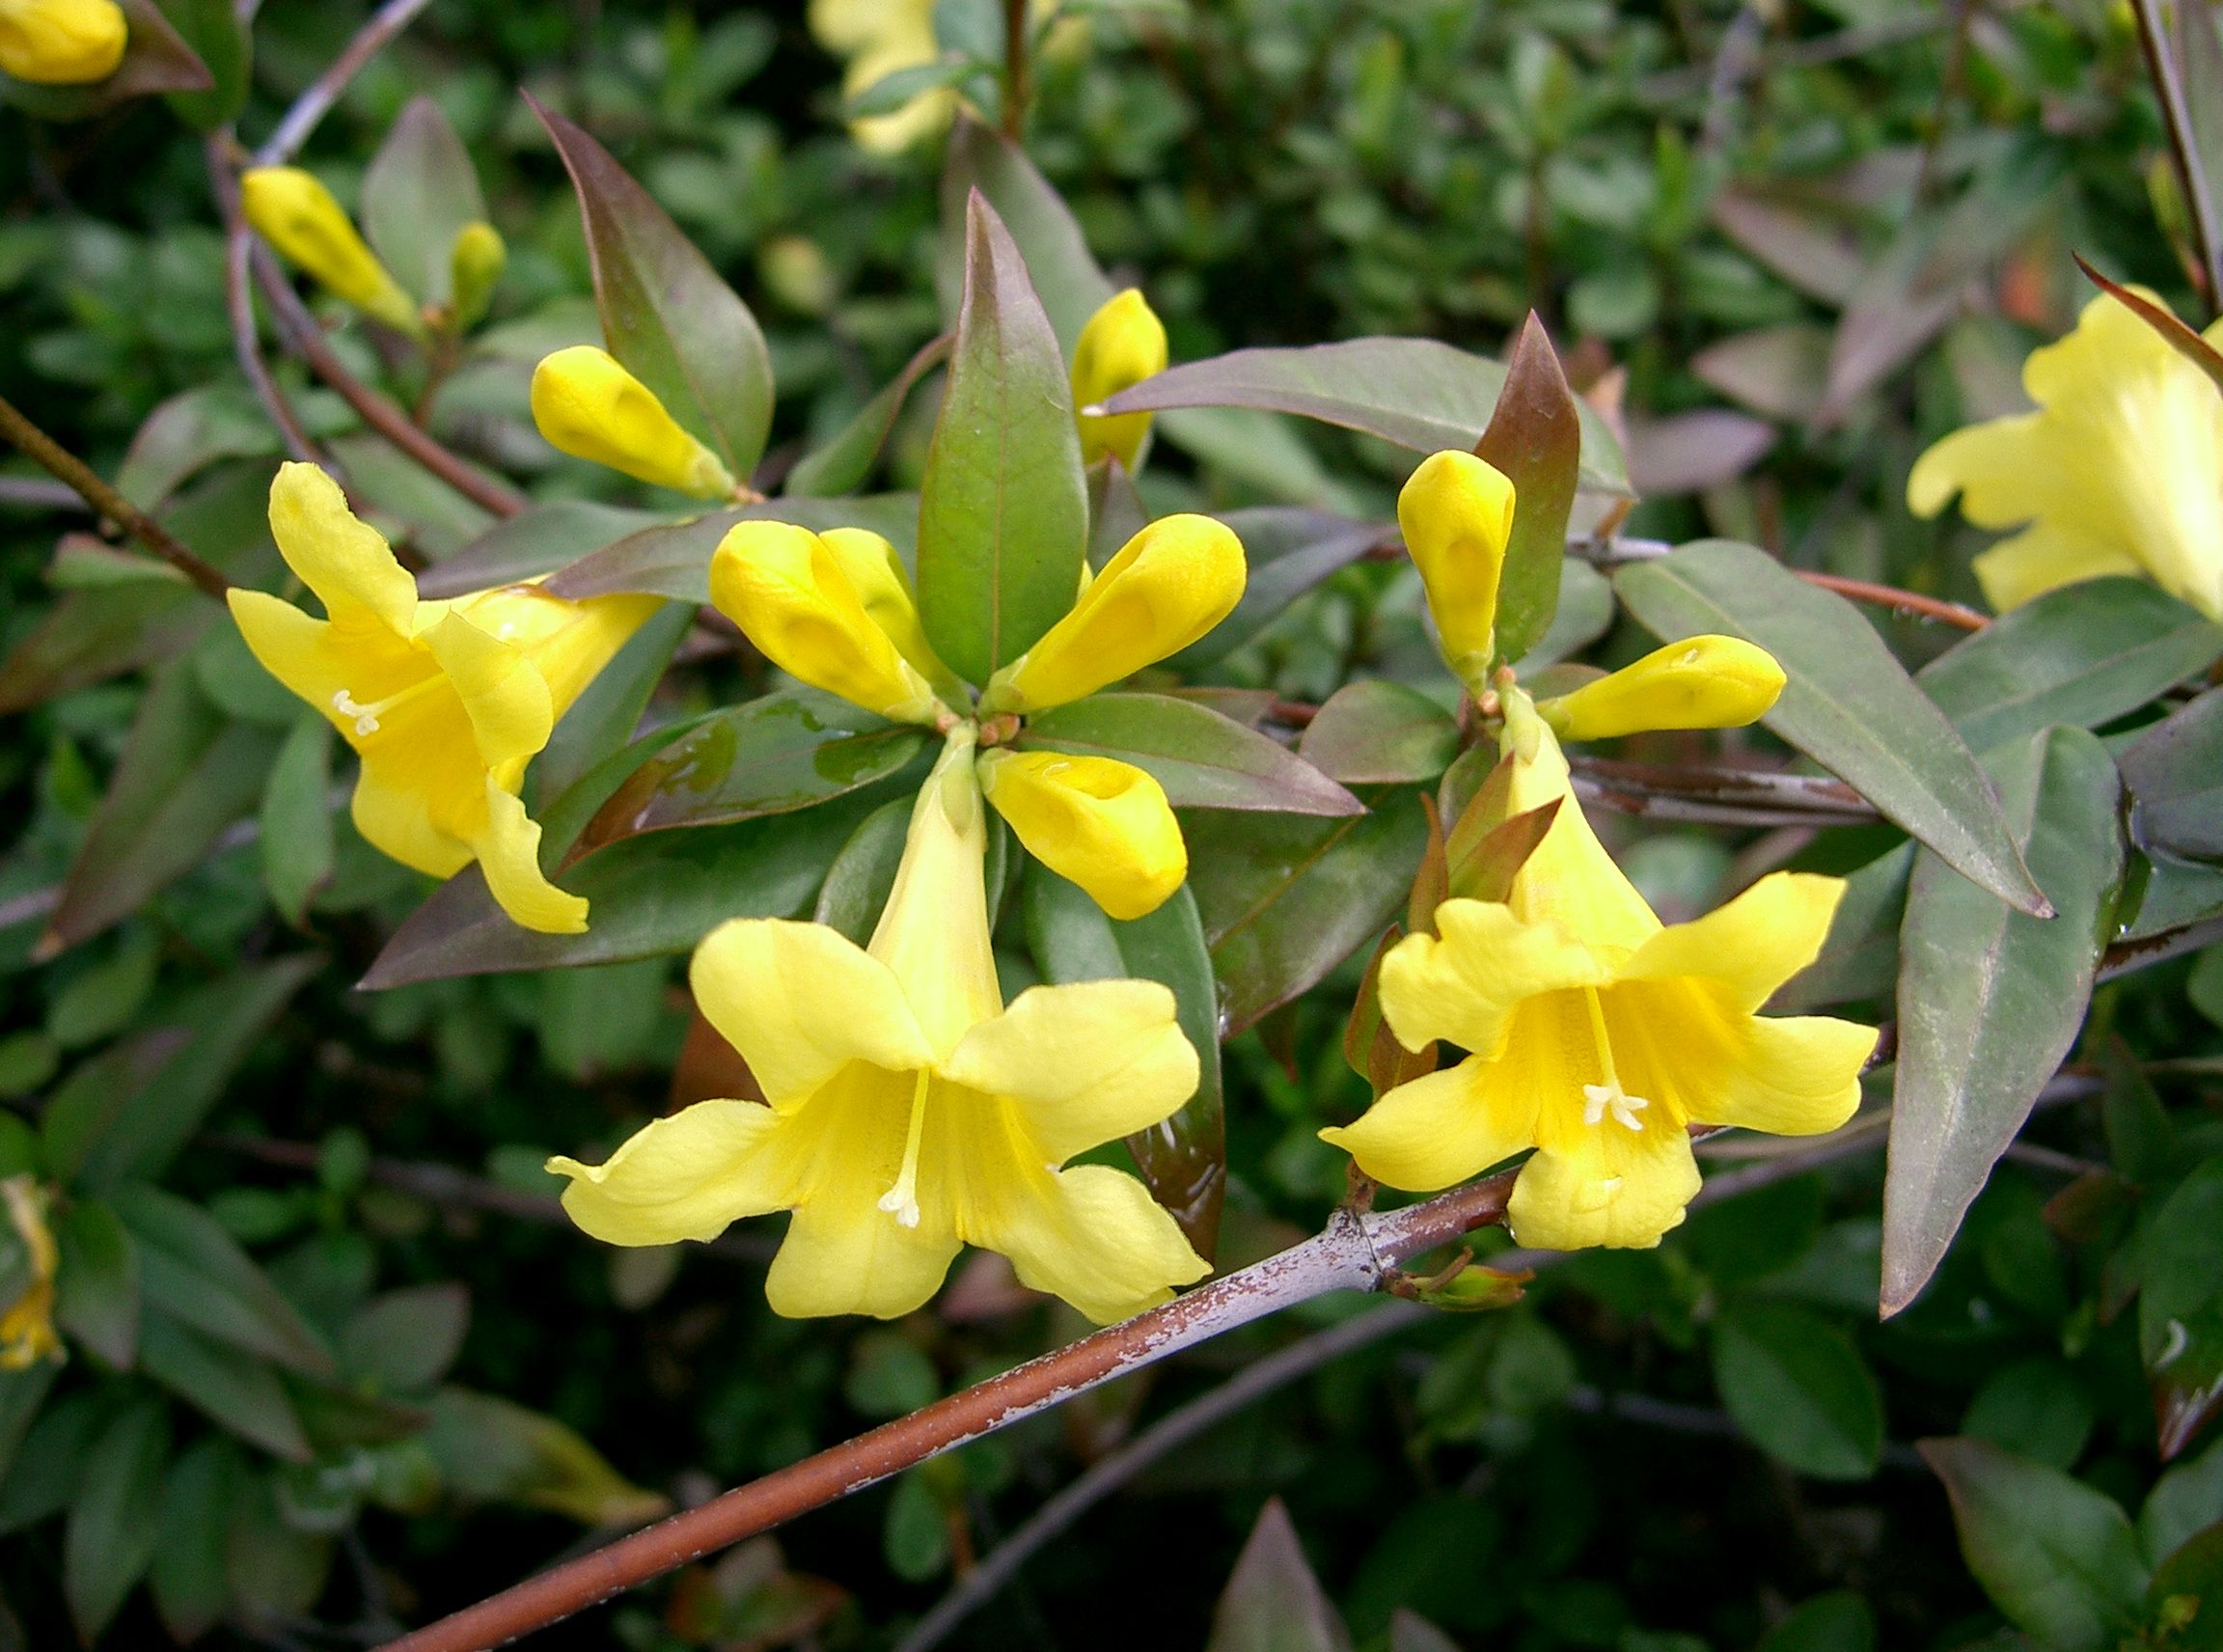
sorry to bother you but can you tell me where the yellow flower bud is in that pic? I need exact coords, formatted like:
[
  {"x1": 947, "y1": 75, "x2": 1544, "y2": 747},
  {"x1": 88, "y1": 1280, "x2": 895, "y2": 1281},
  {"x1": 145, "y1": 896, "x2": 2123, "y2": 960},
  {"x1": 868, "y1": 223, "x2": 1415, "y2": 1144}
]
[
  {"x1": 449, "y1": 220, "x2": 506, "y2": 329},
  {"x1": 240, "y1": 167, "x2": 423, "y2": 336},
  {"x1": 530, "y1": 345, "x2": 736, "y2": 499},
  {"x1": 984, "y1": 515, "x2": 1246, "y2": 714},
  {"x1": 0, "y1": 0, "x2": 124, "y2": 83},
  {"x1": 979, "y1": 750, "x2": 1187, "y2": 922},
  {"x1": 709, "y1": 520, "x2": 945, "y2": 724},
  {"x1": 816, "y1": 527, "x2": 964, "y2": 699},
  {"x1": 1072, "y1": 289, "x2": 1168, "y2": 472},
  {"x1": 1399, "y1": 450, "x2": 1517, "y2": 680},
  {"x1": 1536, "y1": 635, "x2": 1787, "y2": 742}
]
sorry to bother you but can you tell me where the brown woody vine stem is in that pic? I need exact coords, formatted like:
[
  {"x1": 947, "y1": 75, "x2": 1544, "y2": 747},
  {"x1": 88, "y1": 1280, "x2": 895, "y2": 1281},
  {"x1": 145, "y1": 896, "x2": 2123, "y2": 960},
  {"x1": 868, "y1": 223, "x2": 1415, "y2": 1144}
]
[
  {"x1": 0, "y1": 392, "x2": 233, "y2": 600},
  {"x1": 206, "y1": 137, "x2": 327, "y2": 468}
]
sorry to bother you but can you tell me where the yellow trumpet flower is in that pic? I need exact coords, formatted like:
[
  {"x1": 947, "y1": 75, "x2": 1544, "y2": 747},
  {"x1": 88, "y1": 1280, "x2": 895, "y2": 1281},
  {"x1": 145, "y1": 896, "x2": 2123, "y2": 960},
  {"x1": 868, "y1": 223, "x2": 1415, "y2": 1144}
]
[
  {"x1": 1535, "y1": 635, "x2": 1785, "y2": 742},
  {"x1": 0, "y1": 1176, "x2": 60, "y2": 1371},
  {"x1": 708, "y1": 520, "x2": 952, "y2": 724},
  {"x1": 1320, "y1": 688, "x2": 1875, "y2": 1252},
  {"x1": 1072, "y1": 289, "x2": 1168, "y2": 473},
  {"x1": 1908, "y1": 289, "x2": 2223, "y2": 620},
  {"x1": 0, "y1": 0, "x2": 124, "y2": 83},
  {"x1": 228, "y1": 464, "x2": 658, "y2": 934},
  {"x1": 981, "y1": 515, "x2": 1246, "y2": 714},
  {"x1": 529, "y1": 345, "x2": 736, "y2": 500},
  {"x1": 240, "y1": 167, "x2": 424, "y2": 337},
  {"x1": 1400, "y1": 449, "x2": 1518, "y2": 689},
  {"x1": 551, "y1": 728, "x2": 1210, "y2": 1323},
  {"x1": 978, "y1": 750, "x2": 1186, "y2": 921}
]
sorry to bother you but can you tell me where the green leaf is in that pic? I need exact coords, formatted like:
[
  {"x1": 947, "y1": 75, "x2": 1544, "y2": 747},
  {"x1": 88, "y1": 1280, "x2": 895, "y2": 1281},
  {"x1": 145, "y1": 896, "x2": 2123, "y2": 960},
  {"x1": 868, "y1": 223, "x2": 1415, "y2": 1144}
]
[
  {"x1": 138, "y1": 1309, "x2": 313, "y2": 1462},
  {"x1": 0, "y1": 1390, "x2": 110, "y2": 1534},
  {"x1": 53, "y1": 1200, "x2": 138, "y2": 1370},
  {"x1": 151, "y1": 0, "x2": 247, "y2": 128},
  {"x1": 1188, "y1": 787, "x2": 1430, "y2": 1036},
  {"x1": 1773, "y1": 842, "x2": 1912, "y2": 1011},
  {"x1": 1757, "y1": 1592, "x2": 1876, "y2": 1652},
  {"x1": 1024, "y1": 870, "x2": 1225, "y2": 1257},
  {"x1": 1101, "y1": 338, "x2": 1630, "y2": 495},
  {"x1": 1615, "y1": 541, "x2": 2048, "y2": 915},
  {"x1": 542, "y1": 494, "x2": 920, "y2": 604},
  {"x1": 151, "y1": 1437, "x2": 241, "y2": 1643},
  {"x1": 226, "y1": 1473, "x2": 332, "y2": 1622},
  {"x1": 533, "y1": 96, "x2": 774, "y2": 482},
  {"x1": 916, "y1": 190, "x2": 1089, "y2": 686},
  {"x1": 260, "y1": 710, "x2": 334, "y2": 924},
  {"x1": 812, "y1": 798, "x2": 912, "y2": 944},
  {"x1": 1884, "y1": 728, "x2": 2124, "y2": 1315},
  {"x1": 340, "y1": 1284, "x2": 470, "y2": 1395},
  {"x1": 424, "y1": 1387, "x2": 668, "y2": 1527},
  {"x1": 1206, "y1": 1498, "x2": 1353, "y2": 1652},
  {"x1": 43, "y1": 661, "x2": 282, "y2": 951},
  {"x1": 1915, "y1": 578, "x2": 2223, "y2": 754},
  {"x1": 1167, "y1": 509, "x2": 1383, "y2": 670},
  {"x1": 117, "y1": 385, "x2": 286, "y2": 510},
  {"x1": 1390, "y1": 1612, "x2": 1466, "y2": 1652},
  {"x1": 939, "y1": 116, "x2": 1114, "y2": 349},
  {"x1": 1513, "y1": 558, "x2": 1615, "y2": 672},
  {"x1": 1964, "y1": 1358, "x2": 2096, "y2": 1471},
  {"x1": 2142, "y1": 1159, "x2": 2223, "y2": 1458},
  {"x1": 786, "y1": 335, "x2": 952, "y2": 498},
  {"x1": 1298, "y1": 681, "x2": 1460, "y2": 785},
  {"x1": 1712, "y1": 1300, "x2": 1883, "y2": 1480},
  {"x1": 1018, "y1": 693, "x2": 1361, "y2": 814},
  {"x1": 1473, "y1": 315, "x2": 1579, "y2": 664},
  {"x1": 533, "y1": 599, "x2": 694, "y2": 810},
  {"x1": 2122, "y1": 689, "x2": 2223, "y2": 864},
  {"x1": 362, "y1": 796, "x2": 874, "y2": 985},
  {"x1": 848, "y1": 54, "x2": 988, "y2": 117},
  {"x1": 1921, "y1": 1436, "x2": 2150, "y2": 1652},
  {"x1": 0, "y1": 1364, "x2": 54, "y2": 1489},
  {"x1": 361, "y1": 96, "x2": 489, "y2": 309},
  {"x1": 2144, "y1": 1436, "x2": 2223, "y2": 1568},
  {"x1": 64, "y1": 1394, "x2": 169, "y2": 1642},
  {"x1": 2144, "y1": 1522, "x2": 2223, "y2": 1651},
  {"x1": 110, "y1": 1184, "x2": 334, "y2": 1378},
  {"x1": 576, "y1": 689, "x2": 929, "y2": 840},
  {"x1": 884, "y1": 1468, "x2": 950, "y2": 1582},
  {"x1": 0, "y1": 581, "x2": 210, "y2": 714},
  {"x1": 415, "y1": 500, "x2": 665, "y2": 597}
]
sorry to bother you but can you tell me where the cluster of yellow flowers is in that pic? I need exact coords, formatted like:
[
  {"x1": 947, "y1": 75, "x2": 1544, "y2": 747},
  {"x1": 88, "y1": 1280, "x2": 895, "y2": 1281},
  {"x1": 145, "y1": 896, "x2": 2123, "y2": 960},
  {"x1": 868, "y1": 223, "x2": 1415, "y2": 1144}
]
[{"x1": 0, "y1": 0, "x2": 124, "y2": 85}]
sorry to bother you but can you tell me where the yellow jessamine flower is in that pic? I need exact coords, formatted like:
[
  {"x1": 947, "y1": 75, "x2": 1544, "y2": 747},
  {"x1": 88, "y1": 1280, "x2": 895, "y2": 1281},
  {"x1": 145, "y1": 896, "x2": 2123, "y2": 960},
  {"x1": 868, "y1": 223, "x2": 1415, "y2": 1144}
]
[
  {"x1": 551, "y1": 728, "x2": 1210, "y2": 1323},
  {"x1": 1400, "y1": 450, "x2": 1518, "y2": 689},
  {"x1": 1536, "y1": 635, "x2": 1785, "y2": 743},
  {"x1": 978, "y1": 750, "x2": 1186, "y2": 921},
  {"x1": 809, "y1": 0, "x2": 950, "y2": 154},
  {"x1": 0, "y1": 0, "x2": 124, "y2": 83},
  {"x1": 1908, "y1": 289, "x2": 2223, "y2": 620},
  {"x1": 229, "y1": 463, "x2": 658, "y2": 934},
  {"x1": 1073, "y1": 289, "x2": 1168, "y2": 472},
  {"x1": 1321, "y1": 690, "x2": 1875, "y2": 1252},
  {"x1": 530, "y1": 345, "x2": 736, "y2": 500},
  {"x1": 240, "y1": 168, "x2": 424, "y2": 338},
  {"x1": 0, "y1": 1176, "x2": 60, "y2": 1371}
]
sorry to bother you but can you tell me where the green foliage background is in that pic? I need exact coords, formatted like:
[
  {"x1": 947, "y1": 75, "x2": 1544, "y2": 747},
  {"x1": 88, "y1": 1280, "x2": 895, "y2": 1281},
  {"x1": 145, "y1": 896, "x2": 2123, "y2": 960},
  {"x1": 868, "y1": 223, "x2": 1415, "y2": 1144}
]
[{"x1": 3, "y1": 1, "x2": 2222, "y2": 1649}]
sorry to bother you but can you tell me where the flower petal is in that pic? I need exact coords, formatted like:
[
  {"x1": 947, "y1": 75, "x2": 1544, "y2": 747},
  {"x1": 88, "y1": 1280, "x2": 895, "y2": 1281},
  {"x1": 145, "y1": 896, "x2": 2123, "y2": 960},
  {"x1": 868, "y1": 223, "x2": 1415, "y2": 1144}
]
[
  {"x1": 972, "y1": 1163, "x2": 1208, "y2": 1325},
  {"x1": 942, "y1": 979, "x2": 1196, "y2": 1164},
  {"x1": 266, "y1": 462, "x2": 419, "y2": 636},
  {"x1": 473, "y1": 777, "x2": 588, "y2": 934},
  {"x1": 1378, "y1": 899, "x2": 1603, "y2": 1059},
  {"x1": 347, "y1": 764, "x2": 472, "y2": 879},
  {"x1": 690, "y1": 919, "x2": 933, "y2": 1109},
  {"x1": 423, "y1": 611, "x2": 555, "y2": 771},
  {"x1": 768, "y1": 1198, "x2": 962, "y2": 1320},
  {"x1": 1319, "y1": 1059, "x2": 1538, "y2": 1193},
  {"x1": 978, "y1": 751, "x2": 1187, "y2": 922},
  {"x1": 1973, "y1": 525, "x2": 2145, "y2": 613},
  {"x1": 1617, "y1": 871, "x2": 1845, "y2": 1014},
  {"x1": 1620, "y1": 979, "x2": 1874, "y2": 1137},
  {"x1": 1509, "y1": 1113, "x2": 1702, "y2": 1251},
  {"x1": 550, "y1": 1098, "x2": 793, "y2": 1245}
]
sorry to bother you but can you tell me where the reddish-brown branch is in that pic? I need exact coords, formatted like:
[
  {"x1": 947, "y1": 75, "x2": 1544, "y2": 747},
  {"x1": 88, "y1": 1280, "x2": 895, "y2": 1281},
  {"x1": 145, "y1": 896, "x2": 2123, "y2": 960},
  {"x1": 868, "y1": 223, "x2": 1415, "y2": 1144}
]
[
  {"x1": 1794, "y1": 570, "x2": 1989, "y2": 631},
  {"x1": 375, "y1": 1177, "x2": 1512, "y2": 1652}
]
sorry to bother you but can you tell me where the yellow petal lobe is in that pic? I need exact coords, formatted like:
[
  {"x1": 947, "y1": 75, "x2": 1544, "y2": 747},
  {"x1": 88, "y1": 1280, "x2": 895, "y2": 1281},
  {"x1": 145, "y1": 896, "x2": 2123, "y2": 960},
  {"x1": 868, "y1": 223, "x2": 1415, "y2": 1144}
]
[
  {"x1": 241, "y1": 168, "x2": 422, "y2": 335},
  {"x1": 816, "y1": 527, "x2": 961, "y2": 696},
  {"x1": 1072, "y1": 289, "x2": 1168, "y2": 471},
  {"x1": 0, "y1": 0, "x2": 124, "y2": 83},
  {"x1": 1536, "y1": 635, "x2": 1785, "y2": 741},
  {"x1": 984, "y1": 514, "x2": 1246, "y2": 713},
  {"x1": 530, "y1": 345, "x2": 736, "y2": 498},
  {"x1": 1399, "y1": 449, "x2": 1516, "y2": 679},
  {"x1": 977, "y1": 750, "x2": 1187, "y2": 921}
]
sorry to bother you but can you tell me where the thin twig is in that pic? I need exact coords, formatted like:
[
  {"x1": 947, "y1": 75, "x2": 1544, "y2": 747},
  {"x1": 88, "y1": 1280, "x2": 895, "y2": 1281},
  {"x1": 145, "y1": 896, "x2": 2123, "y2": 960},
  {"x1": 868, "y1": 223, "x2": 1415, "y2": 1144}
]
[
  {"x1": 249, "y1": 243, "x2": 528, "y2": 519},
  {"x1": 252, "y1": 0, "x2": 439, "y2": 166},
  {"x1": 2132, "y1": 0, "x2": 2223, "y2": 312},
  {"x1": 0, "y1": 393, "x2": 232, "y2": 600},
  {"x1": 207, "y1": 137, "x2": 325, "y2": 466},
  {"x1": 1569, "y1": 537, "x2": 1989, "y2": 628},
  {"x1": 1001, "y1": 0, "x2": 1029, "y2": 140},
  {"x1": 1571, "y1": 755, "x2": 1879, "y2": 828}
]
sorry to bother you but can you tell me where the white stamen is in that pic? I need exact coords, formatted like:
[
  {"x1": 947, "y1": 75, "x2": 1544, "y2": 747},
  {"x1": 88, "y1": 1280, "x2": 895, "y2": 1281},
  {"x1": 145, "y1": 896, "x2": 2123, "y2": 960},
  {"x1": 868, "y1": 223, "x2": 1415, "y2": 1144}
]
[
  {"x1": 1581, "y1": 1082, "x2": 1651, "y2": 1132},
  {"x1": 332, "y1": 690, "x2": 381, "y2": 737}
]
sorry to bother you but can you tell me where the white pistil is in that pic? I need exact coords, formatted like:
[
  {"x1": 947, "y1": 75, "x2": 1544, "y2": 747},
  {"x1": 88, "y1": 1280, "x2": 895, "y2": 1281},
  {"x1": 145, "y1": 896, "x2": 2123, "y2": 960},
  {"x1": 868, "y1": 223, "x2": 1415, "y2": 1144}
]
[
  {"x1": 1579, "y1": 985, "x2": 1652, "y2": 1133},
  {"x1": 332, "y1": 689, "x2": 381, "y2": 737},
  {"x1": 877, "y1": 1067, "x2": 933, "y2": 1229}
]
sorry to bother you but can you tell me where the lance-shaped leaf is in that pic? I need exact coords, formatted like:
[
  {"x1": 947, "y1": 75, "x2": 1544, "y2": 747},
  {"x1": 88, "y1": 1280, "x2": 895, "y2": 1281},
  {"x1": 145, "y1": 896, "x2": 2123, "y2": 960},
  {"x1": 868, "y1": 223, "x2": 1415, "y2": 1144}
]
[
  {"x1": 542, "y1": 494, "x2": 919, "y2": 604},
  {"x1": 150, "y1": 1438, "x2": 238, "y2": 1643},
  {"x1": 1474, "y1": 315, "x2": 1580, "y2": 664},
  {"x1": 785, "y1": 334, "x2": 952, "y2": 498},
  {"x1": 65, "y1": 1394, "x2": 168, "y2": 1642},
  {"x1": 533, "y1": 599, "x2": 695, "y2": 811},
  {"x1": 1921, "y1": 1438, "x2": 2150, "y2": 1652},
  {"x1": 916, "y1": 191, "x2": 1089, "y2": 686},
  {"x1": 939, "y1": 116, "x2": 1113, "y2": 349},
  {"x1": 1883, "y1": 728, "x2": 2124, "y2": 1316},
  {"x1": 137, "y1": 1311, "x2": 312, "y2": 1462},
  {"x1": 362, "y1": 96, "x2": 488, "y2": 309},
  {"x1": 1018, "y1": 693, "x2": 1361, "y2": 814},
  {"x1": 1024, "y1": 870, "x2": 1225, "y2": 1257},
  {"x1": 1206, "y1": 1499, "x2": 1354, "y2": 1652},
  {"x1": 1712, "y1": 1299, "x2": 1883, "y2": 1479},
  {"x1": 1616, "y1": 540, "x2": 2048, "y2": 916},
  {"x1": 111, "y1": 1185, "x2": 333, "y2": 1377},
  {"x1": 2139, "y1": 1159, "x2": 2223, "y2": 1459},
  {"x1": 1101, "y1": 338, "x2": 1630, "y2": 495},
  {"x1": 1916, "y1": 577, "x2": 2223, "y2": 755},
  {"x1": 1344, "y1": 928, "x2": 1439, "y2": 1100},
  {"x1": 2076, "y1": 259, "x2": 2223, "y2": 398},
  {"x1": 415, "y1": 501, "x2": 664, "y2": 597},
  {"x1": 1772, "y1": 843, "x2": 1913, "y2": 1011},
  {"x1": 1169, "y1": 509, "x2": 1384, "y2": 669},
  {"x1": 533, "y1": 96, "x2": 773, "y2": 483},
  {"x1": 2120, "y1": 689, "x2": 2223, "y2": 864},
  {"x1": 1188, "y1": 788, "x2": 1430, "y2": 1036},
  {"x1": 1300, "y1": 682, "x2": 1460, "y2": 785},
  {"x1": 152, "y1": 0, "x2": 247, "y2": 128},
  {"x1": 53, "y1": 1201, "x2": 138, "y2": 1372},
  {"x1": 575, "y1": 689, "x2": 929, "y2": 845}
]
